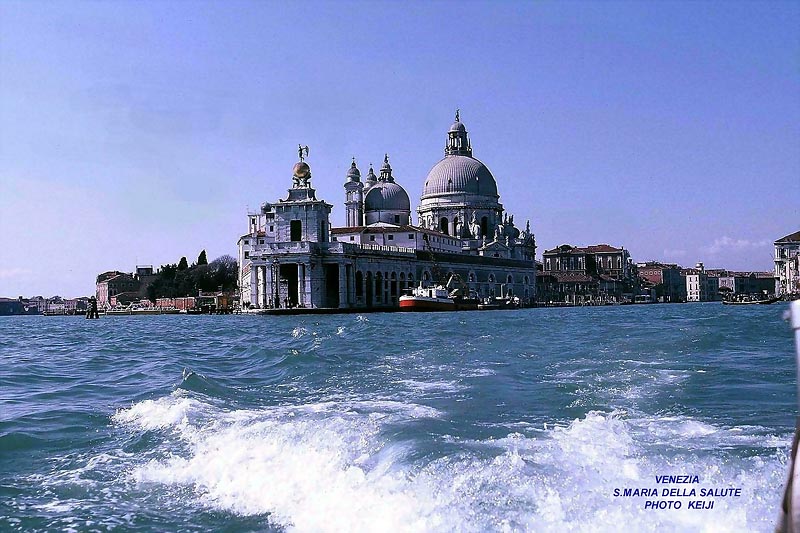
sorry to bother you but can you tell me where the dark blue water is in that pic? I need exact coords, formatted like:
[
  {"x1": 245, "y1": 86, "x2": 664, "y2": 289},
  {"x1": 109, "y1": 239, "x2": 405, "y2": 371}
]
[{"x1": 0, "y1": 303, "x2": 795, "y2": 532}]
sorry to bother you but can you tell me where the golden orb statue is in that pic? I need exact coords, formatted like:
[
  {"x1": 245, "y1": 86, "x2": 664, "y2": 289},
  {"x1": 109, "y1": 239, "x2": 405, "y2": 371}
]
[{"x1": 292, "y1": 161, "x2": 310, "y2": 179}]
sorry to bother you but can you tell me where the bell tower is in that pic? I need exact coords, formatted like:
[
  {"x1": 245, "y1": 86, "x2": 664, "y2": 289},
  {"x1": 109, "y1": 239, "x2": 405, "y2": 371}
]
[{"x1": 343, "y1": 158, "x2": 364, "y2": 227}]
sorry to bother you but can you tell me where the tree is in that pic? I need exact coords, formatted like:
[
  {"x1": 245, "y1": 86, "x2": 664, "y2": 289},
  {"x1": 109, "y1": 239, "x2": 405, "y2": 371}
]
[
  {"x1": 209, "y1": 255, "x2": 238, "y2": 291},
  {"x1": 197, "y1": 250, "x2": 208, "y2": 266},
  {"x1": 145, "y1": 255, "x2": 238, "y2": 302}
]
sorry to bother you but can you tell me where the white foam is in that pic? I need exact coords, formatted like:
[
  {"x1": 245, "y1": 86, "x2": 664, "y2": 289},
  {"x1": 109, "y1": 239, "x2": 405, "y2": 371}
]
[
  {"x1": 113, "y1": 395, "x2": 202, "y2": 431},
  {"x1": 35, "y1": 500, "x2": 77, "y2": 513},
  {"x1": 398, "y1": 379, "x2": 464, "y2": 394},
  {"x1": 121, "y1": 395, "x2": 446, "y2": 531},
  {"x1": 113, "y1": 395, "x2": 787, "y2": 533}
]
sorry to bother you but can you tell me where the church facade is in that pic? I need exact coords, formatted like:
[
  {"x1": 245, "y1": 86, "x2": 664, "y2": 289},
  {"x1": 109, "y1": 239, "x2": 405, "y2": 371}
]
[{"x1": 237, "y1": 114, "x2": 538, "y2": 310}]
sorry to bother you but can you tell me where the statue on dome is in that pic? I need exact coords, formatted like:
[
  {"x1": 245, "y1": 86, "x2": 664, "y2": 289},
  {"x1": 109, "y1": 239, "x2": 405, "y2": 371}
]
[{"x1": 298, "y1": 144, "x2": 309, "y2": 162}]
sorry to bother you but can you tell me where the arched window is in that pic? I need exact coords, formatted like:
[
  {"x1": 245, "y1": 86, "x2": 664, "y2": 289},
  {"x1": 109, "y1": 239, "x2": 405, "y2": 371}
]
[
  {"x1": 488, "y1": 274, "x2": 495, "y2": 283},
  {"x1": 468, "y1": 272, "x2": 475, "y2": 282},
  {"x1": 524, "y1": 276, "x2": 530, "y2": 284},
  {"x1": 440, "y1": 217, "x2": 449, "y2": 235},
  {"x1": 480, "y1": 216, "x2": 488, "y2": 238},
  {"x1": 507, "y1": 274, "x2": 513, "y2": 284},
  {"x1": 453, "y1": 216, "x2": 459, "y2": 237}
]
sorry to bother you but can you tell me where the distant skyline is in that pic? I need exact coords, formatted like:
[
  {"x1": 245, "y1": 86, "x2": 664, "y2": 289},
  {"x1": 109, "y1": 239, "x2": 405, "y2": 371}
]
[{"x1": 1, "y1": 1, "x2": 798, "y2": 297}]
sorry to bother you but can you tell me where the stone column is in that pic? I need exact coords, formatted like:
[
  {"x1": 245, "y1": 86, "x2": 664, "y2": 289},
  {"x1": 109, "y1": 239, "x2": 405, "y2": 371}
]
[
  {"x1": 338, "y1": 263, "x2": 348, "y2": 308},
  {"x1": 305, "y1": 262, "x2": 313, "y2": 307},
  {"x1": 348, "y1": 265, "x2": 356, "y2": 307},
  {"x1": 297, "y1": 263, "x2": 304, "y2": 307},
  {"x1": 258, "y1": 266, "x2": 263, "y2": 308},
  {"x1": 264, "y1": 264, "x2": 273, "y2": 308},
  {"x1": 257, "y1": 265, "x2": 264, "y2": 309},
  {"x1": 249, "y1": 265, "x2": 257, "y2": 308}
]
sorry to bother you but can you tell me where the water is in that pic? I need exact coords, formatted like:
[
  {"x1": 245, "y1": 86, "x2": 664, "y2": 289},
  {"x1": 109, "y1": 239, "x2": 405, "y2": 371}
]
[{"x1": 0, "y1": 303, "x2": 795, "y2": 532}]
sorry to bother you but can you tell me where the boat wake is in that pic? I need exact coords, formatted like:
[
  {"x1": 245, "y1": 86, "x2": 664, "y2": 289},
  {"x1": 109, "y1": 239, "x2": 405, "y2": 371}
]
[{"x1": 105, "y1": 391, "x2": 787, "y2": 532}]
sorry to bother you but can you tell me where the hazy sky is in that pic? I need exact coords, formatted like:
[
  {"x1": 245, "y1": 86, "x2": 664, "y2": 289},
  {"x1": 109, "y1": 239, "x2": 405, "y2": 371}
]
[{"x1": 1, "y1": 0, "x2": 798, "y2": 297}]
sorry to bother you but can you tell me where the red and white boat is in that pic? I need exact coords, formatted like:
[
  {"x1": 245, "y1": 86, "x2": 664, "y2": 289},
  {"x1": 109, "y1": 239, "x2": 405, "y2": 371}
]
[{"x1": 399, "y1": 285, "x2": 456, "y2": 312}]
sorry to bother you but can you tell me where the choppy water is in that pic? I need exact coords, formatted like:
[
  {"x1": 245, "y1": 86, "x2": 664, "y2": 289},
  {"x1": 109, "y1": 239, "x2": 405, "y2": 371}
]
[{"x1": 0, "y1": 303, "x2": 796, "y2": 532}]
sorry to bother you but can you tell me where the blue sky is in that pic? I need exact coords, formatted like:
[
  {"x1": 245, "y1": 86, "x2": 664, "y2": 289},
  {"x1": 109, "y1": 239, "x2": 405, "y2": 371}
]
[{"x1": 1, "y1": 0, "x2": 798, "y2": 297}]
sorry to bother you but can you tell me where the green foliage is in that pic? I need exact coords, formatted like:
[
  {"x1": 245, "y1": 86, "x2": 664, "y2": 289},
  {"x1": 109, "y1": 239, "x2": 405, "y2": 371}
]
[
  {"x1": 146, "y1": 252, "x2": 238, "y2": 301},
  {"x1": 197, "y1": 250, "x2": 208, "y2": 266}
]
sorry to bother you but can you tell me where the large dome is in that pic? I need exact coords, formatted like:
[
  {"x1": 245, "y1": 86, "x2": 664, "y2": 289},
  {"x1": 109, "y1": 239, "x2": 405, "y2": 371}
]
[
  {"x1": 422, "y1": 155, "x2": 498, "y2": 198},
  {"x1": 364, "y1": 181, "x2": 411, "y2": 211}
]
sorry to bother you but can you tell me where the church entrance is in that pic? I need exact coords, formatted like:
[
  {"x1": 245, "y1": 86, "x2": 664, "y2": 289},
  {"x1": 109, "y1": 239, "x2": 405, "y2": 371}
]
[{"x1": 279, "y1": 264, "x2": 299, "y2": 307}]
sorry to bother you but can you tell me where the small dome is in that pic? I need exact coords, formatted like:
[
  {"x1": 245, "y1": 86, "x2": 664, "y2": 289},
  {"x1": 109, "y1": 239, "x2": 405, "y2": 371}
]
[
  {"x1": 346, "y1": 159, "x2": 361, "y2": 182},
  {"x1": 364, "y1": 181, "x2": 411, "y2": 212},
  {"x1": 292, "y1": 161, "x2": 310, "y2": 179},
  {"x1": 365, "y1": 165, "x2": 377, "y2": 183},
  {"x1": 422, "y1": 155, "x2": 498, "y2": 198},
  {"x1": 449, "y1": 121, "x2": 466, "y2": 133}
]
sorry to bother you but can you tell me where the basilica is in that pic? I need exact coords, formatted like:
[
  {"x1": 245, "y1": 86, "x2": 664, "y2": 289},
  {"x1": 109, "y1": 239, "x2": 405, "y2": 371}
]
[{"x1": 237, "y1": 113, "x2": 538, "y2": 310}]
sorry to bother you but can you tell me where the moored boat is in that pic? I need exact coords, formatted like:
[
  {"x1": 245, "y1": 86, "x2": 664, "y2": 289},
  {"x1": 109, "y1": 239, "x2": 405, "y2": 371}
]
[
  {"x1": 399, "y1": 285, "x2": 456, "y2": 311},
  {"x1": 477, "y1": 296, "x2": 520, "y2": 311},
  {"x1": 722, "y1": 297, "x2": 780, "y2": 305},
  {"x1": 106, "y1": 305, "x2": 181, "y2": 315}
]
